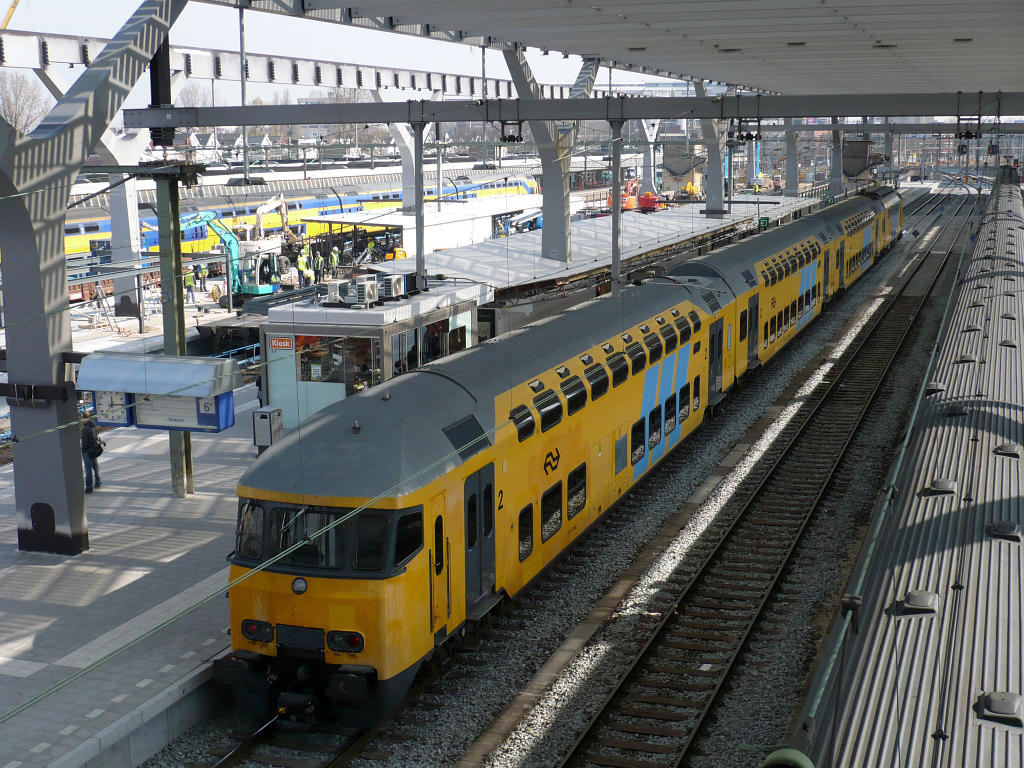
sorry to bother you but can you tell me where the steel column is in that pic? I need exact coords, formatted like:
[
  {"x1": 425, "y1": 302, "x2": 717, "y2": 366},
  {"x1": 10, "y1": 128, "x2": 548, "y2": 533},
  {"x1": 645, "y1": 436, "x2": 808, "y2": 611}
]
[
  {"x1": 695, "y1": 80, "x2": 726, "y2": 216},
  {"x1": 413, "y1": 122, "x2": 426, "y2": 290},
  {"x1": 638, "y1": 119, "x2": 660, "y2": 197},
  {"x1": 156, "y1": 175, "x2": 191, "y2": 498},
  {"x1": 0, "y1": 0, "x2": 185, "y2": 554},
  {"x1": 610, "y1": 120, "x2": 622, "y2": 299}
]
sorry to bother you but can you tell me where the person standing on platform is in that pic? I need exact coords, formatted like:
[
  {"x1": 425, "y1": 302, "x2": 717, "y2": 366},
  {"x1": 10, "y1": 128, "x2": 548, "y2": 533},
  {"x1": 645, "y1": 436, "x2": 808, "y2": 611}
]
[
  {"x1": 198, "y1": 263, "x2": 209, "y2": 291},
  {"x1": 328, "y1": 246, "x2": 340, "y2": 278},
  {"x1": 81, "y1": 418, "x2": 103, "y2": 493},
  {"x1": 296, "y1": 246, "x2": 309, "y2": 288},
  {"x1": 184, "y1": 267, "x2": 196, "y2": 303},
  {"x1": 312, "y1": 251, "x2": 325, "y2": 284}
]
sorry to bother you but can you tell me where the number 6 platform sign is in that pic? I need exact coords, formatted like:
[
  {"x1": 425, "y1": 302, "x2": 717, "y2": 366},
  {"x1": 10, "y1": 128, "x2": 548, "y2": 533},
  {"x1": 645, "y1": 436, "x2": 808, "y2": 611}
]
[{"x1": 77, "y1": 353, "x2": 243, "y2": 433}]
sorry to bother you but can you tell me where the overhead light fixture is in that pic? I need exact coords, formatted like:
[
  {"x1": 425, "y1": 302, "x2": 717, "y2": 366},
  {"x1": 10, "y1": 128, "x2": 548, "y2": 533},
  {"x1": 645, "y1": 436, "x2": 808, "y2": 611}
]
[
  {"x1": 787, "y1": 42, "x2": 806, "y2": 46},
  {"x1": 954, "y1": 38, "x2": 974, "y2": 43},
  {"x1": 719, "y1": 48, "x2": 742, "y2": 53}
]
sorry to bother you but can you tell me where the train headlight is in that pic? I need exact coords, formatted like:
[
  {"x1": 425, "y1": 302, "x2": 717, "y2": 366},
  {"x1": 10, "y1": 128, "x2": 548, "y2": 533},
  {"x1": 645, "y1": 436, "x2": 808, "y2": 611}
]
[
  {"x1": 292, "y1": 577, "x2": 308, "y2": 595},
  {"x1": 326, "y1": 631, "x2": 364, "y2": 653},
  {"x1": 241, "y1": 619, "x2": 275, "y2": 644}
]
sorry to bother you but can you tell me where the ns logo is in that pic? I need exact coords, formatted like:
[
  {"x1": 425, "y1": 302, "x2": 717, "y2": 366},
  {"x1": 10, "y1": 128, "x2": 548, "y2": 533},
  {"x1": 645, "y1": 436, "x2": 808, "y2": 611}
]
[{"x1": 543, "y1": 448, "x2": 560, "y2": 475}]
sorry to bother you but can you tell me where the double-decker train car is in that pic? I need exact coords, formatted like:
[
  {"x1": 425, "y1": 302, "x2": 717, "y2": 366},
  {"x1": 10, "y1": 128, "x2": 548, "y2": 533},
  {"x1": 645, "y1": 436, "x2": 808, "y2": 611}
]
[{"x1": 215, "y1": 187, "x2": 903, "y2": 728}]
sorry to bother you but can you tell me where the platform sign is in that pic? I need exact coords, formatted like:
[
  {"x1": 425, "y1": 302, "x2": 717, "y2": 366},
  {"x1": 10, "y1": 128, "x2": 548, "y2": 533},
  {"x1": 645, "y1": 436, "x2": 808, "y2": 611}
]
[
  {"x1": 826, "y1": 196, "x2": 835, "y2": 204},
  {"x1": 758, "y1": 217, "x2": 770, "y2": 230},
  {"x1": 133, "y1": 392, "x2": 235, "y2": 432}
]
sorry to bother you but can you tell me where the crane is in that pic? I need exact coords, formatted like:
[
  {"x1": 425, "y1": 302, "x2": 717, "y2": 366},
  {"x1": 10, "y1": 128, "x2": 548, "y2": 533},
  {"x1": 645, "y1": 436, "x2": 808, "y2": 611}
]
[{"x1": 185, "y1": 212, "x2": 281, "y2": 305}]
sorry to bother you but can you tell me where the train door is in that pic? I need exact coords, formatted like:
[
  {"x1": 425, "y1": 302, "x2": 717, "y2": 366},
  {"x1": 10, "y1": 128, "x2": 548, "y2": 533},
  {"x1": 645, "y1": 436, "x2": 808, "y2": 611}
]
[
  {"x1": 823, "y1": 249, "x2": 830, "y2": 296},
  {"x1": 429, "y1": 492, "x2": 449, "y2": 634},
  {"x1": 838, "y1": 241, "x2": 847, "y2": 289},
  {"x1": 708, "y1": 318, "x2": 724, "y2": 401},
  {"x1": 747, "y1": 294, "x2": 760, "y2": 369},
  {"x1": 464, "y1": 464, "x2": 496, "y2": 609},
  {"x1": 589, "y1": 436, "x2": 612, "y2": 519}
]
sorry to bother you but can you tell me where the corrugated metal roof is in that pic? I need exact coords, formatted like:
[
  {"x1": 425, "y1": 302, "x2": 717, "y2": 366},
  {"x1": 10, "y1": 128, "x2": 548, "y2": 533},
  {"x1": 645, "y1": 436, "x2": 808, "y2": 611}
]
[{"x1": 803, "y1": 169, "x2": 1024, "y2": 766}]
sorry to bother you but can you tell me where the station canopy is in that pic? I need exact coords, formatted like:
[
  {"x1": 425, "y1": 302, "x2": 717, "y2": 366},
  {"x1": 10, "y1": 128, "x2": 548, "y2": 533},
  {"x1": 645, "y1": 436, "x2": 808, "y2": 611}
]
[{"x1": 233, "y1": 0, "x2": 1024, "y2": 95}]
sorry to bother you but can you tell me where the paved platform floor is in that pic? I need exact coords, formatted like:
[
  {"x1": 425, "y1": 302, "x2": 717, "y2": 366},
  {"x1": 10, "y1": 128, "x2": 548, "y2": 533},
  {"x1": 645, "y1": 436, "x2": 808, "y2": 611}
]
[{"x1": 0, "y1": 385, "x2": 262, "y2": 767}]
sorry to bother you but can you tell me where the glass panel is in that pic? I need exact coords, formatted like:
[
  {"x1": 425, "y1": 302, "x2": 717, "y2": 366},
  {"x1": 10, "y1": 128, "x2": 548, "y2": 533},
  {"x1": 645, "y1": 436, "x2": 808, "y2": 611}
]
[
  {"x1": 694, "y1": 376, "x2": 701, "y2": 411},
  {"x1": 680, "y1": 383, "x2": 691, "y2": 417},
  {"x1": 562, "y1": 376, "x2": 587, "y2": 416},
  {"x1": 419, "y1": 319, "x2": 450, "y2": 364},
  {"x1": 512, "y1": 405, "x2": 536, "y2": 441},
  {"x1": 608, "y1": 354, "x2": 629, "y2": 387},
  {"x1": 235, "y1": 501, "x2": 264, "y2": 559},
  {"x1": 626, "y1": 343, "x2": 646, "y2": 375},
  {"x1": 541, "y1": 482, "x2": 562, "y2": 542},
  {"x1": 394, "y1": 510, "x2": 423, "y2": 565},
  {"x1": 298, "y1": 336, "x2": 346, "y2": 384},
  {"x1": 615, "y1": 435, "x2": 627, "y2": 474},
  {"x1": 675, "y1": 318, "x2": 692, "y2": 345},
  {"x1": 483, "y1": 484, "x2": 494, "y2": 537},
  {"x1": 448, "y1": 325, "x2": 468, "y2": 353},
  {"x1": 631, "y1": 418, "x2": 646, "y2": 465},
  {"x1": 466, "y1": 494, "x2": 478, "y2": 549},
  {"x1": 392, "y1": 333, "x2": 406, "y2": 377},
  {"x1": 739, "y1": 310, "x2": 748, "y2": 342},
  {"x1": 534, "y1": 390, "x2": 563, "y2": 432},
  {"x1": 270, "y1": 507, "x2": 351, "y2": 569},
  {"x1": 644, "y1": 334, "x2": 663, "y2": 364},
  {"x1": 648, "y1": 405, "x2": 662, "y2": 449},
  {"x1": 354, "y1": 514, "x2": 389, "y2": 570},
  {"x1": 586, "y1": 364, "x2": 610, "y2": 400},
  {"x1": 404, "y1": 329, "x2": 419, "y2": 371},
  {"x1": 519, "y1": 505, "x2": 534, "y2": 562},
  {"x1": 434, "y1": 515, "x2": 444, "y2": 574},
  {"x1": 664, "y1": 394, "x2": 677, "y2": 434},
  {"x1": 688, "y1": 311, "x2": 702, "y2": 333},
  {"x1": 567, "y1": 464, "x2": 586, "y2": 520},
  {"x1": 662, "y1": 327, "x2": 677, "y2": 355}
]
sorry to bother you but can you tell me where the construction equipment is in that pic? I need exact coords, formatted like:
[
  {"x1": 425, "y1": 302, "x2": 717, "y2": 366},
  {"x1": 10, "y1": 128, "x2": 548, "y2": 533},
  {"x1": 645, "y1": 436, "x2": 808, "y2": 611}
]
[
  {"x1": 185, "y1": 212, "x2": 283, "y2": 307},
  {"x1": 608, "y1": 178, "x2": 639, "y2": 211},
  {"x1": 254, "y1": 193, "x2": 297, "y2": 244}
]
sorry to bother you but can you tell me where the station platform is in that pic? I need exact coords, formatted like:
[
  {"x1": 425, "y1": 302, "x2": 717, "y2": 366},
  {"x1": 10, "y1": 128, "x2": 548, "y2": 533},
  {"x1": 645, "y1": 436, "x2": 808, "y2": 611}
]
[{"x1": 0, "y1": 385, "x2": 261, "y2": 768}]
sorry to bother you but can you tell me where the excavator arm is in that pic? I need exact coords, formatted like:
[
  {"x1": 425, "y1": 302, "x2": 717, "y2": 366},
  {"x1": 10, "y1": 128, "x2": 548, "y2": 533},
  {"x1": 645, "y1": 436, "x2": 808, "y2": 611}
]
[{"x1": 184, "y1": 211, "x2": 240, "y2": 294}]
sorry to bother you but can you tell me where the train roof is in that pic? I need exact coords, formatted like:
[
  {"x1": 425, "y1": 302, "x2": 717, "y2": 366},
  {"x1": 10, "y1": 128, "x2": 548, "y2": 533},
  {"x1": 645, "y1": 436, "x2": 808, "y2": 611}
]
[
  {"x1": 240, "y1": 280, "x2": 720, "y2": 501},
  {"x1": 802, "y1": 168, "x2": 1024, "y2": 765}
]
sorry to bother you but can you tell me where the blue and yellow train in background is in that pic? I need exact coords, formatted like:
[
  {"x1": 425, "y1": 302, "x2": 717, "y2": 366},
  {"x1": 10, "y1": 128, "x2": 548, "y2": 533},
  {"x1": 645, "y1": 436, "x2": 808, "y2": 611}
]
[{"x1": 215, "y1": 186, "x2": 903, "y2": 727}]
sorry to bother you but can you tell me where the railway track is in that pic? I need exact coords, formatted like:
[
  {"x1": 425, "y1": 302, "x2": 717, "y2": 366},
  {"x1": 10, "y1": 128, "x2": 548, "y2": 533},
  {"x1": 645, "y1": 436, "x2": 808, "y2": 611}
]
[{"x1": 556, "y1": 193, "x2": 979, "y2": 768}]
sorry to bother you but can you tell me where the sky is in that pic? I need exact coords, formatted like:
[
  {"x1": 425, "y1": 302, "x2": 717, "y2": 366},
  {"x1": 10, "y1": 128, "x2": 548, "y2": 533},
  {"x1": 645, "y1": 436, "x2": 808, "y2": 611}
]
[{"x1": 7, "y1": 0, "x2": 667, "y2": 111}]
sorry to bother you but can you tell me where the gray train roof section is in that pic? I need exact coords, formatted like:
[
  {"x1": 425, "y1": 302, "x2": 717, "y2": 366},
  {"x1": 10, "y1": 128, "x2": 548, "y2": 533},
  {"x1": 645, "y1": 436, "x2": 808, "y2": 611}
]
[
  {"x1": 800, "y1": 168, "x2": 1024, "y2": 766},
  {"x1": 240, "y1": 280, "x2": 714, "y2": 500}
]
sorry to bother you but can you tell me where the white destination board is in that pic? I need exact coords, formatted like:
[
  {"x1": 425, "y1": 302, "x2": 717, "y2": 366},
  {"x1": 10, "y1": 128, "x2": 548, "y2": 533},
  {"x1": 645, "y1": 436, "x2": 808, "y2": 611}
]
[{"x1": 135, "y1": 395, "x2": 214, "y2": 429}]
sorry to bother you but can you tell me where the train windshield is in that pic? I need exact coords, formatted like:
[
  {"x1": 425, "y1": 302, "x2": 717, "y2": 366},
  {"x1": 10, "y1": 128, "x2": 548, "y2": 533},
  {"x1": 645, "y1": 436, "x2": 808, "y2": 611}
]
[{"x1": 233, "y1": 500, "x2": 423, "y2": 574}]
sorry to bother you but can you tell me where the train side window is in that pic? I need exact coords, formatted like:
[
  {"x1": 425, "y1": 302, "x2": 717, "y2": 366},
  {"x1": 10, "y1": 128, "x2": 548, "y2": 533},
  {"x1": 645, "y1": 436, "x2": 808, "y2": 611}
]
[
  {"x1": 777, "y1": 310, "x2": 783, "y2": 332},
  {"x1": 664, "y1": 394, "x2": 677, "y2": 434},
  {"x1": 84, "y1": 224, "x2": 101, "y2": 233},
  {"x1": 761, "y1": 270, "x2": 770, "y2": 285},
  {"x1": 607, "y1": 354, "x2": 629, "y2": 387},
  {"x1": 540, "y1": 482, "x2": 563, "y2": 543},
  {"x1": 679, "y1": 383, "x2": 691, "y2": 418},
  {"x1": 483, "y1": 484, "x2": 494, "y2": 537},
  {"x1": 511, "y1": 405, "x2": 536, "y2": 442},
  {"x1": 434, "y1": 515, "x2": 444, "y2": 574},
  {"x1": 790, "y1": 300, "x2": 797, "y2": 322},
  {"x1": 784, "y1": 306, "x2": 790, "y2": 328},
  {"x1": 798, "y1": 295, "x2": 804, "y2": 316},
  {"x1": 561, "y1": 376, "x2": 587, "y2": 416},
  {"x1": 764, "y1": 321, "x2": 769, "y2": 344},
  {"x1": 688, "y1": 311, "x2": 702, "y2": 333},
  {"x1": 394, "y1": 509, "x2": 423, "y2": 566},
  {"x1": 354, "y1": 514, "x2": 390, "y2": 571},
  {"x1": 812, "y1": 284, "x2": 818, "y2": 301},
  {"x1": 567, "y1": 464, "x2": 587, "y2": 519},
  {"x1": 644, "y1": 334, "x2": 663, "y2": 364},
  {"x1": 519, "y1": 505, "x2": 534, "y2": 562},
  {"x1": 789, "y1": 257, "x2": 799, "y2": 273},
  {"x1": 631, "y1": 418, "x2": 646, "y2": 465},
  {"x1": 534, "y1": 390, "x2": 563, "y2": 432},
  {"x1": 675, "y1": 317, "x2": 692, "y2": 345},
  {"x1": 770, "y1": 268, "x2": 778, "y2": 286},
  {"x1": 770, "y1": 316, "x2": 777, "y2": 339},
  {"x1": 615, "y1": 435, "x2": 628, "y2": 474},
  {"x1": 661, "y1": 326, "x2": 678, "y2": 355},
  {"x1": 648, "y1": 405, "x2": 662, "y2": 450},
  {"x1": 626, "y1": 343, "x2": 646, "y2": 375},
  {"x1": 64, "y1": 225, "x2": 81, "y2": 235},
  {"x1": 782, "y1": 260, "x2": 791, "y2": 278},
  {"x1": 739, "y1": 310, "x2": 748, "y2": 342},
  {"x1": 466, "y1": 493, "x2": 478, "y2": 549},
  {"x1": 585, "y1": 364, "x2": 610, "y2": 400},
  {"x1": 693, "y1": 376, "x2": 702, "y2": 412},
  {"x1": 693, "y1": 340, "x2": 701, "y2": 354},
  {"x1": 805, "y1": 289, "x2": 811, "y2": 308},
  {"x1": 236, "y1": 501, "x2": 264, "y2": 560}
]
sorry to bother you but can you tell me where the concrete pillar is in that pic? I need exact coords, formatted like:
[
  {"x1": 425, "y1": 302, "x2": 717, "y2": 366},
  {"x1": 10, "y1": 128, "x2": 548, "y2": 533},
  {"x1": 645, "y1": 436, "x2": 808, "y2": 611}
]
[
  {"x1": 784, "y1": 118, "x2": 799, "y2": 197},
  {"x1": 0, "y1": 0, "x2": 185, "y2": 554},
  {"x1": 884, "y1": 128, "x2": 894, "y2": 185},
  {"x1": 695, "y1": 80, "x2": 727, "y2": 215},
  {"x1": 638, "y1": 119, "x2": 661, "y2": 197},
  {"x1": 504, "y1": 50, "x2": 599, "y2": 262},
  {"x1": 829, "y1": 117, "x2": 844, "y2": 195},
  {"x1": 373, "y1": 89, "x2": 442, "y2": 226}
]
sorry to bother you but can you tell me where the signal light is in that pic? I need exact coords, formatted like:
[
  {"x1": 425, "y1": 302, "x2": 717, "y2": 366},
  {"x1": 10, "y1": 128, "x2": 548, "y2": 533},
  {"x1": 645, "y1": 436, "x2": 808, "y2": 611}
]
[
  {"x1": 241, "y1": 619, "x2": 274, "y2": 644},
  {"x1": 327, "y1": 630, "x2": 364, "y2": 653}
]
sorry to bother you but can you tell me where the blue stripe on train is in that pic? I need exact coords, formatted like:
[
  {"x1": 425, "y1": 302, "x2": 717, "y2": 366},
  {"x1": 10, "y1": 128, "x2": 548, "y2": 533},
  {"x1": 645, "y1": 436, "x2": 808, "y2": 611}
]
[{"x1": 633, "y1": 359, "x2": 664, "y2": 481}]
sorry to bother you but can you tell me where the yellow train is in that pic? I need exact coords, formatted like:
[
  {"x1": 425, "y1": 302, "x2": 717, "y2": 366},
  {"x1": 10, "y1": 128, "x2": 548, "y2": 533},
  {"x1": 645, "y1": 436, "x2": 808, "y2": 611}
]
[{"x1": 215, "y1": 187, "x2": 903, "y2": 727}]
